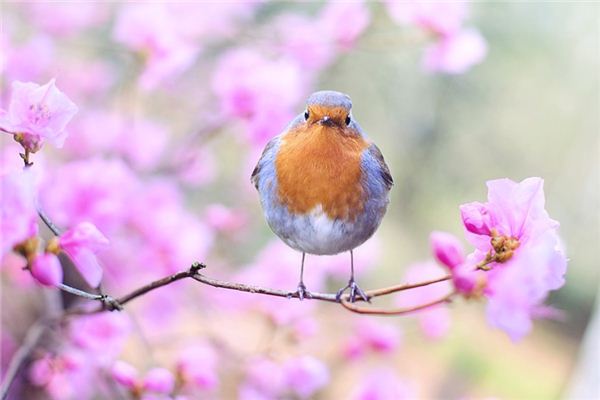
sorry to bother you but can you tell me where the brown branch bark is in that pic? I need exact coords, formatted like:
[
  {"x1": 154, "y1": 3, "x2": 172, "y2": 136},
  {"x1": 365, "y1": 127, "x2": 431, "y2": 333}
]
[{"x1": 340, "y1": 291, "x2": 456, "y2": 315}]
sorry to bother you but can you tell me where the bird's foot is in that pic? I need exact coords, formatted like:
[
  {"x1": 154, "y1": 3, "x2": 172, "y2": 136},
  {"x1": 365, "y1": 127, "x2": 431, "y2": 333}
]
[
  {"x1": 336, "y1": 279, "x2": 370, "y2": 303},
  {"x1": 290, "y1": 282, "x2": 312, "y2": 301}
]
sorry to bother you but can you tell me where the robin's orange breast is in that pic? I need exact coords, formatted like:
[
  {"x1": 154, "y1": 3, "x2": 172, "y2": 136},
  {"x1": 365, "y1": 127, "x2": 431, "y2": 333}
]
[{"x1": 275, "y1": 124, "x2": 370, "y2": 221}]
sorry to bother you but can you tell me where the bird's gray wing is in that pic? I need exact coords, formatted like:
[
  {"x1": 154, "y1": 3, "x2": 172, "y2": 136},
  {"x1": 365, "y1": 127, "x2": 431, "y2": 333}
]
[
  {"x1": 251, "y1": 136, "x2": 280, "y2": 190},
  {"x1": 365, "y1": 143, "x2": 393, "y2": 191}
]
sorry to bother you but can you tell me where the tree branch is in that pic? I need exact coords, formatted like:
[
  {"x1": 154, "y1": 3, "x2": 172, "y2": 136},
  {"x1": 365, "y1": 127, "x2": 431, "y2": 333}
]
[
  {"x1": 64, "y1": 261, "x2": 460, "y2": 317},
  {"x1": 0, "y1": 321, "x2": 48, "y2": 400}
]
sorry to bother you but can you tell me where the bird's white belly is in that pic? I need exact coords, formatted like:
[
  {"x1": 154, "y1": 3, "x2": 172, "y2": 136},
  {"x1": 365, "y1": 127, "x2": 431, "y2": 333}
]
[{"x1": 265, "y1": 204, "x2": 379, "y2": 255}]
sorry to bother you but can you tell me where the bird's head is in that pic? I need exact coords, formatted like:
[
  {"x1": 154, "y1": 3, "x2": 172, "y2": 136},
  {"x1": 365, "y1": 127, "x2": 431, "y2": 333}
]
[{"x1": 303, "y1": 90, "x2": 357, "y2": 134}]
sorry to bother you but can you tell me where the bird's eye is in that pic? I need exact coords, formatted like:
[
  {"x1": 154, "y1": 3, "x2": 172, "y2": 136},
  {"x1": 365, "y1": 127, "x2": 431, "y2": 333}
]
[
  {"x1": 304, "y1": 110, "x2": 309, "y2": 120},
  {"x1": 345, "y1": 115, "x2": 351, "y2": 126}
]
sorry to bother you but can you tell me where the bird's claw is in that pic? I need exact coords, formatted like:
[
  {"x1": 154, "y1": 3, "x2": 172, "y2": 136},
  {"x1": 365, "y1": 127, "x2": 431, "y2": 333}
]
[
  {"x1": 336, "y1": 279, "x2": 370, "y2": 303},
  {"x1": 290, "y1": 282, "x2": 312, "y2": 301}
]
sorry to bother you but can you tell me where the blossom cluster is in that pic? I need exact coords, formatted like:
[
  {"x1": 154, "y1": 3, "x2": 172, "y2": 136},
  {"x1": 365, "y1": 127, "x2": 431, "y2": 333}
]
[{"x1": 431, "y1": 178, "x2": 567, "y2": 340}]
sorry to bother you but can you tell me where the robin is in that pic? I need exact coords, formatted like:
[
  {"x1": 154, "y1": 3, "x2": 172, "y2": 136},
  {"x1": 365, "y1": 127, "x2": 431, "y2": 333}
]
[{"x1": 251, "y1": 90, "x2": 393, "y2": 302}]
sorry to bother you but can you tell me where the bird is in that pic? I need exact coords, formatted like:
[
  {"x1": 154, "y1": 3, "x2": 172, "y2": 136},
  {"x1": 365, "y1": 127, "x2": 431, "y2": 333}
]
[{"x1": 251, "y1": 90, "x2": 393, "y2": 302}]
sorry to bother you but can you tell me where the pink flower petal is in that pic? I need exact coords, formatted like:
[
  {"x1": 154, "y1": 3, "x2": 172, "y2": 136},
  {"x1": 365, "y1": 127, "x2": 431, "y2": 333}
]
[
  {"x1": 423, "y1": 28, "x2": 487, "y2": 74},
  {"x1": 112, "y1": 360, "x2": 139, "y2": 389},
  {"x1": 30, "y1": 253, "x2": 63, "y2": 287},
  {"x1": 65, "y1": 247, "x2": 103, "y2": 287},
  {"x1": 60, "y1": 221, "x2": 109, "y2": 251}
]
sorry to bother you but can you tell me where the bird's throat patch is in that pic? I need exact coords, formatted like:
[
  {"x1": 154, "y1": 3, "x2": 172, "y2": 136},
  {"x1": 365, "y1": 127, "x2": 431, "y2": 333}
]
[{"x1": 275, "y1": 125, "x2": 369, "y2": 221}]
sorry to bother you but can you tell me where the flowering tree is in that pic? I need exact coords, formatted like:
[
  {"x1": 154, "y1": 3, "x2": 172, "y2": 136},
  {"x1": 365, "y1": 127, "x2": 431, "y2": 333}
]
[{"x1": 1, "y1": 2, "x2": 569, "y2": 400}]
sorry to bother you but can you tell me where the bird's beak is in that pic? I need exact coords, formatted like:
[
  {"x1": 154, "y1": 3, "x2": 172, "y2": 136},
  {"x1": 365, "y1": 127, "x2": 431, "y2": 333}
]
[{"x1": 319, "y1": 116, "x2": 334, "y2": 126}]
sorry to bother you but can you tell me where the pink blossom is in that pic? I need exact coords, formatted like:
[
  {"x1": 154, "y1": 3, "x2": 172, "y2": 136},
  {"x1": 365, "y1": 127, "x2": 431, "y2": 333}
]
[
  {"x1": 62, "y1": 110, "x2": 122, "y2": 157},
  {"x1": 460, "y1": 177, "x2": 567, "y2": 340},
  {"x1": 357, "y1": 320, "x2": 400, "y2": 353},
  {"x1": 174, "y1": 145, "x2": 217, "y2": 187},
  {"x1": 40, "y1": 158, "x2": 138, "y2": 232},
  {"x1": 274, "y1": 14, "x2": 336, "y2": 71},
  {"x1": 0, "y1": 170, "x2": 38, "y2": 256},
  {"x1": 423, "y1": 28, "x2": 487, "y2": 74},
  {"x1": 291, "y1": 316, "x2": 320, "y2": 340},
  {"x1": 176, "y1": 343, "x2": 219, "y2": 390},
  {"x1": 2, "y1": 35, "x2": 55, "y2": 83},
  {"x1": 350, "y1": 368, "x2": 413, "y2": 400},
  {"x1": 342, "y1": 336, "x2": 365, "y2": 361},
  {"x1": 385, "y1": 0, "x2": 469, "y2": 36},
  {"x1": 53, "y1": 60, "x2": 115, "y2": 102},
  {"x1": 30, "y1": 253, "x2": 62, "y2": 287},
  {"x1": 59, "y1": 222, "x2": 109, "y2": 287},
  {"x1": 244, "y1": 107, "x2": 296, "y2": 148},
  {"x1": 396, "y1": 262, "x2": 452, "y2": 339},
  {"x1": 117, "y1": 119, "x2": 169, "y2": 170},
  {"x1": 128, "y1": 180, "x2": 214, "y2": 274},
  {"x1": 167, "y1": 2, "x2": 259, "y2": 41},
  {"x1": 241, "y1": 357, "x2": 286, "y2": 399},
  {"x1": 29, "y1": 355, "x2": 54, "y2": 387},
  {"x1": 212, "y1": 49, "x2": 304, "y2": 117},
  {"x1": 212, "y1": 48, "x2": 305, "y2": 146},
  {"x1": 342, "y1": 319, "x2": 400, "y2": 359},
  {"x1": 63, "y1": 111, "x2": 168, "y2": 170},
  {"x1": 69, "y1": 313, "x2": 130, "y2": 362},
  {"x1": 319, "y1": 0, "x2": 371, "y2": 50},
  {"x1": 283, "y1": 356, "x2": 329, "y2": 399},
  {"x1": 112, "y1": 360, "x2": 139, "y2": 389},
  {"x1": 29, "y1": 351, "x2": 95, "y2": 399},
  {"x1": 24, "y1": 2, "x2": 109, "y2": 37},
  {"x1": 134, "y1": 284, "x2": 185, "y2": 335},
  {"x1": 430, "y1": 231, "x2": 465, "y2": 269},
  {"x1": 204, "y1": 204, "x2": 248, "y2": 235},
  {"x1": 113, "y1": 3, "x2": 199, "y2": 90},
  {"x1": 0, "y1": 79, "x2": 78, "y2": 151},
  {"x1": 143, "y1": 368, "x2": 175, "y2": 394}
]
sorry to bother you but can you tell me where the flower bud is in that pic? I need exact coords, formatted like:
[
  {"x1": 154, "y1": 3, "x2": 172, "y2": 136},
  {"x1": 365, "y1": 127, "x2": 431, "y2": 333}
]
[
  {"x1": 459, "y1": 202, "x2": 492, "y2": 236},
  {"x1": 143, "y1": 368, "x2": 175, "y2": 394},
  {"x1": 430, "y1": 231, "x2": 465, "y2": 269},
  {"x1": 112, "y1": 360, "x2": 139, "y2": 389},
  {"x1": 30, "y1": 253, "x2": 62, "y2": 286},
  {"x1": 452, "y1": 263, "x2": 486, "y2": 298}
]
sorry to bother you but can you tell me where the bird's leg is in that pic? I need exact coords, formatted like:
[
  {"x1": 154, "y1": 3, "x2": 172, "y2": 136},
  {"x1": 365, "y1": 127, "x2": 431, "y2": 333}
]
[
  {"x1": 336, "y1": 250, "x2": 370, "y2": 303},
  {"x1": 291, "y1": 252, "x2": 311, "y2": 301}
]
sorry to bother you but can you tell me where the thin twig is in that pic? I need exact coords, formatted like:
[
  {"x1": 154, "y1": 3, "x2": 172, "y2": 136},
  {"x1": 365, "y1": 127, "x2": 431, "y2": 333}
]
[
  {"x1": 340, "y1": 291, "x2": 456, "y2": 315},
  {"x1": 37, "y1": 209, "x2": 62, "y2": 236},
  {"x1": 117, "y1": 266, "x2": 204, "y2": 306},
  {"x1": 191, "y1": 273, "x2": 341, "y2": 303},
  {"x1": 56, "y1": 284, "x2": 105, "y2": 302},
  {"x1": 365, "y1": 275, "x2": 452, "y2": 298},
  {"x1": 0, "y1": 321, "x2": 48, "y2": 400}
]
